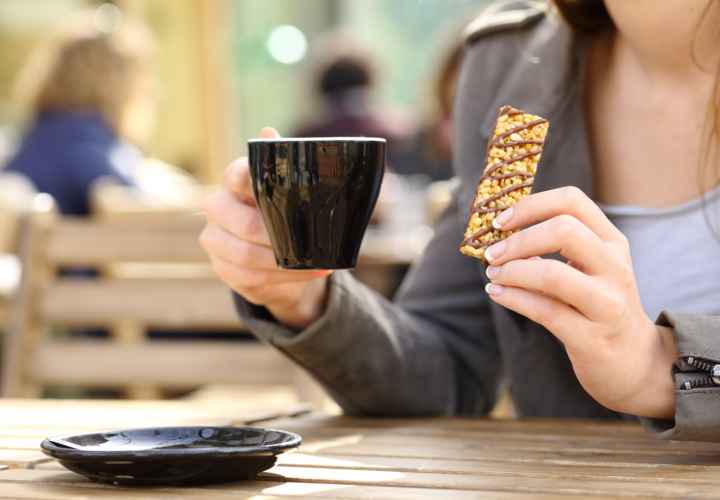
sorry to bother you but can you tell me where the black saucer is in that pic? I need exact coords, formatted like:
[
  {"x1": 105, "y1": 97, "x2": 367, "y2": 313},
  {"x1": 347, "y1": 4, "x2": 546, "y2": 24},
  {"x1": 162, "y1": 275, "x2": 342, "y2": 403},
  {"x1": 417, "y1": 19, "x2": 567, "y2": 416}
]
[{"x1": 41, "y1": 426, "x2": 302, "y2": 486}]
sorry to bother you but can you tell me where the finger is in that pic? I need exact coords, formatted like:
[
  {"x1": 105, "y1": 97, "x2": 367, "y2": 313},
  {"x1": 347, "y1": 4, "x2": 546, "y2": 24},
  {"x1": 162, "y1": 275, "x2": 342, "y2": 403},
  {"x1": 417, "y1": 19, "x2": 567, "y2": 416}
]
[
  {"x1": 202, "y1": 221, "x2": 332, "y2": 282},
  {"x1": 208, "y1": 254, "x2": 330, "y2": 289},
  {"x1": 202, "y1": 190, "x2": 272, "y2": 246},
  {"x1": 259, "y1": 126, "x2": 281, "y2": 139},
  {"x1": 485, "y1": 282, "x2": 587, "y2": 342},
  {"x1": 222, "y1": 127, "x2": 281, "y2": 200},
  {"x1": 201, "y1": 222, "x2": 276, "y2": 268},
  {"x1": 222, "y1": 157, "x2": 256, "y2": 202},
  {"x1": 494, "y1": 186, "x2": 620, "y2": 244},
  {"x1": 486, "y1": 214, "x2": 609, "y2": 275},
  {"x1": 487, "y1": 258, "x2": 606, "y2": 320}
]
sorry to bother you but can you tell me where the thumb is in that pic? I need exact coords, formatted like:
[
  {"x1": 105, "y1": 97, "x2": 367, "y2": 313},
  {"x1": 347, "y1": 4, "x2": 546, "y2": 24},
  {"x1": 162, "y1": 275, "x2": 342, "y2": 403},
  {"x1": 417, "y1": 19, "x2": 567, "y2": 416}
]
[{"x1": 259, "y1": 126, "x2": 281, "y2": 139}]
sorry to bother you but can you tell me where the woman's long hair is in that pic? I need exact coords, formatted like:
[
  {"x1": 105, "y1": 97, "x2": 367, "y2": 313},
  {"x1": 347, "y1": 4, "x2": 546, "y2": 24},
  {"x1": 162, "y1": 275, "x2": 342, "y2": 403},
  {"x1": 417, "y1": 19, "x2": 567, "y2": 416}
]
[
  {"x1": 552, "y1": 0, "x2": 611, "y2": 33},
  {"x1": 15, "y1": 10, "x2": 155, "y2": 136}
]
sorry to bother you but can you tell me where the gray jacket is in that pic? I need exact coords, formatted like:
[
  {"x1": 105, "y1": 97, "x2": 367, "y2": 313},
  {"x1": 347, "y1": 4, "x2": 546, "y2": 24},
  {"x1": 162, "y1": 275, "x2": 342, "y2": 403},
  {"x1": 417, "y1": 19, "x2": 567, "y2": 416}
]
[{"x1": 235, "y1": 0, "x2": 720, "y2": 442}]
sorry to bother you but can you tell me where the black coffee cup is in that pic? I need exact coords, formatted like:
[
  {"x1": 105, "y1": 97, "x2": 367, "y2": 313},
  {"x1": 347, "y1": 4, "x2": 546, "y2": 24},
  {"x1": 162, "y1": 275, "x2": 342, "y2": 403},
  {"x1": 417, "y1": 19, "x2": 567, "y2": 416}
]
[{"x1": 247, "y1": 137, "x2": 386, "y2": 270}]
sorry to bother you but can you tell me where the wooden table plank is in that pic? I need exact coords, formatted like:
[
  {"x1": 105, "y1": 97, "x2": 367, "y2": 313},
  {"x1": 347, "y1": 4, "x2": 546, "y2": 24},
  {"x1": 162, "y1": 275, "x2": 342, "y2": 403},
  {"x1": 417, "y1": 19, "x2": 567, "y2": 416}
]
[
  {"x1": 260, "y1": 414, "x2": 653, "y2": 437},
  {"x1": 258, "y1": 464, "x2": 720, "y2": 498},
  {"x1": 288, "y1": 434, "x2": 720, "y2": 464},
  {"x1": 5, "y1": 404, "x2": 720, "y2": 499},
  {"x1": 0, "y1": 469, "x2": 615, "y2": 499},
  {"x1": 278, "y1": 452, "x2": 720, "y2": 482},
  {"x1": 260, "y1": 415, "x2": 720, "y2": 457},
  {"x1": 0, "y1": 450, "x2": 50, "y2": 469}
]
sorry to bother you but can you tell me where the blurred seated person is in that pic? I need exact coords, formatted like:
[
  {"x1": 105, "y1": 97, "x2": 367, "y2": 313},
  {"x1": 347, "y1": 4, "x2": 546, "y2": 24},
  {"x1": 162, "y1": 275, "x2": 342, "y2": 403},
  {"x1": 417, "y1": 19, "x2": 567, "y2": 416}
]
[
  {"x1": 294, "y1": 40, "x2": 413, "y2": 170},
  {"x1": 4, "y1": 8, "x2": 164, "y2": 216}
]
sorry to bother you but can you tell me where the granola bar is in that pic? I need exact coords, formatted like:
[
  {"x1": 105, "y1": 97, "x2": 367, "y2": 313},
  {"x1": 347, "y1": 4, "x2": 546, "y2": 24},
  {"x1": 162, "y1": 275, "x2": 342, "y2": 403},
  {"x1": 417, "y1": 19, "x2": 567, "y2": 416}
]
[{"x1": 460, "y1": 106, "x2": 549, "y2": 265}]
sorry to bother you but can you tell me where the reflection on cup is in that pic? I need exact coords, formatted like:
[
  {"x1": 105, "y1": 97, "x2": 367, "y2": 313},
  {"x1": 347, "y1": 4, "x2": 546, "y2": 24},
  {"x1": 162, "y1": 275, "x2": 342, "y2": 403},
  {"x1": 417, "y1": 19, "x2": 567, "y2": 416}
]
[{"x1": 247, "y1": 137, "x2": 386, "y2": 270}]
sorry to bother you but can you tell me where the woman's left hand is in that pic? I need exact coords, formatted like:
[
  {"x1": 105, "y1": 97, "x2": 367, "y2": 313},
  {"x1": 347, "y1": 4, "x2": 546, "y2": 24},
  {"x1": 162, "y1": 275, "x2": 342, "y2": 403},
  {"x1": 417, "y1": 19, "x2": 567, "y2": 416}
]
[{"x1": 484, "y1": 186, "x2": 676, "y2": 419}]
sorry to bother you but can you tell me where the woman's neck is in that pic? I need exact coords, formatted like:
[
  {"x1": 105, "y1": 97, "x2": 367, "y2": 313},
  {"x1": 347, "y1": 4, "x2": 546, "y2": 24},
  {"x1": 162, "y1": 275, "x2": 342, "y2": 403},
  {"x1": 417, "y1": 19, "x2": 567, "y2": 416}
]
[
  {"x1": 583, "y1": 1, "x2": 720, "y2": 207},
  {"x1": 603, "y1": 0, "x2": 720, "y2": 82}
]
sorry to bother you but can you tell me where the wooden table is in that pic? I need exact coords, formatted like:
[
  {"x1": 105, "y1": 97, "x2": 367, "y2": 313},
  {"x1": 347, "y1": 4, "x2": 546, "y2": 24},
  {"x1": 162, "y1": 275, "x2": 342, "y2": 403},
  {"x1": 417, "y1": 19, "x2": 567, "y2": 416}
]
[{"x1": 3, "y1": 399, "x2": 720, "y2": 499}]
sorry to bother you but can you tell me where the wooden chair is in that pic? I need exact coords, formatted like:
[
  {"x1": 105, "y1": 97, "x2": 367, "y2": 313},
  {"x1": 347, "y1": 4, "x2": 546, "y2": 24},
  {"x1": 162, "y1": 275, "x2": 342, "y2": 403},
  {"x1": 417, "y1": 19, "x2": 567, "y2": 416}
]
[
  {"x1": 1, "y1": 195, "x2": 322, "y2": 404},
  {"x1": 0, "y1": 172, "x2": 38, "y2": 329}
]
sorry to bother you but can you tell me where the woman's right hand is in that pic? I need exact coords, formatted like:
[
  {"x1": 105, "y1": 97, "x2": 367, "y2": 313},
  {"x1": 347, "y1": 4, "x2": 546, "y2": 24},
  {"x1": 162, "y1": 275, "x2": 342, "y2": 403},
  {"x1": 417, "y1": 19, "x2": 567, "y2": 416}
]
[{"x1": 200, "y1": 127, "x2": 332, "y2": 329}]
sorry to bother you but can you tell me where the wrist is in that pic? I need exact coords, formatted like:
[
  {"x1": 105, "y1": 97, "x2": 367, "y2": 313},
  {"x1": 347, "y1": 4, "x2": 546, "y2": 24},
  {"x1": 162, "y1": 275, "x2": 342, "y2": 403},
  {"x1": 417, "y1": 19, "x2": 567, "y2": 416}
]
[
  {"x1": 633, "y1": 323, "x2": 677, "y2": 419},
  {"x1": 268, "y1": 276, "x2": 331, "y2": 330}
]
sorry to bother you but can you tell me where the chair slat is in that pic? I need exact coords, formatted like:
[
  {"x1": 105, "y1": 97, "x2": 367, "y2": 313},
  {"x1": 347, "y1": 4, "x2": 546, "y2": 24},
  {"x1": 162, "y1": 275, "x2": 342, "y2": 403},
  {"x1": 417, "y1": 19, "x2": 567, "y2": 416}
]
[
  {"x1": 45, "y1": 218, "x2": 209, "y2": 265},
  {"x1": 32, "y1": 340, "x2": 296, "y2": 387},
  {"x1": 40, "y1": 279, "x2": 242, "y2": 329}
]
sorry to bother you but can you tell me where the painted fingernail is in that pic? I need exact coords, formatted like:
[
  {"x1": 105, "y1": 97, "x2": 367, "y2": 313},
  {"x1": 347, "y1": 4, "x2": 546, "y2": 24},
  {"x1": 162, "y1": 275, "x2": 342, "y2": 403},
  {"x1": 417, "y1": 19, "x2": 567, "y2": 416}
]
[
  {"x1": 484, "y1": 240, "x2": 506, "y2": 263},
  {"x1": 485, "y1": 283, "x2": 504, "y2": 296},
  {"x1": 492, "y1": 207, "x2": 514, "y2": 229},
  {"x1": 485, "y1": 265, "x2": 500, "y2": 280}
]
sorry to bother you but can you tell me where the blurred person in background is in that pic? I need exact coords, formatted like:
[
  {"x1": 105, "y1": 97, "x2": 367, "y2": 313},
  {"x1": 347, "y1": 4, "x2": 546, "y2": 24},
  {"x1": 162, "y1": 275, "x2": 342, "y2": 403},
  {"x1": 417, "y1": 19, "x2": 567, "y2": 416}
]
[
  {"x1": 293, "y1": 33, "x2": 413, "y2": 171},
  {"x1": 3, "y1": 6, "x2": 164, "y2": 216}
]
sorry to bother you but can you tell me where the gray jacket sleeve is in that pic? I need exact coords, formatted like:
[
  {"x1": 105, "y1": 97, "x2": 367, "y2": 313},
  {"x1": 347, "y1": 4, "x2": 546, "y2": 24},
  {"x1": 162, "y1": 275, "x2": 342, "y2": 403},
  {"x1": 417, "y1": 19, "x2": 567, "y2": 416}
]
[
  {"x1": 640, "y1": 312, "x2": 720, "y2": 442},
  {"x1": 234, "y1": 187, "x2": 506, "y2": 416}
]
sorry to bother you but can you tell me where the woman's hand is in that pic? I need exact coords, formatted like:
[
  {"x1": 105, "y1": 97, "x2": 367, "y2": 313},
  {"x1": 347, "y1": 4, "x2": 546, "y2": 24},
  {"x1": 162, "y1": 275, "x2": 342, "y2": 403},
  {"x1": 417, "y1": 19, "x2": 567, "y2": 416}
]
[
  {"x1": 200, "y1": 127, "x2": 332, "y2": 329},
  {"x1": 484, "y1": 186, "x2": 676, "y2": 419}
]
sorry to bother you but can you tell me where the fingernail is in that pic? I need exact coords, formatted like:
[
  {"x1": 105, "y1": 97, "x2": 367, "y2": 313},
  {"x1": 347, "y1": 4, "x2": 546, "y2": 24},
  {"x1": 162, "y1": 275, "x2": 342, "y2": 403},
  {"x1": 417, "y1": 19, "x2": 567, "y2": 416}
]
[
  {"x1": 492, "y1": 207, "x2": 514, "y2": 229},
  {"x1": 485, "y1": 283, "x2": 504, "y2": 296},
  {"x1": 484, "y1": 240, "x2": 506, "y2": 263},
  {"x1": 485, "y1": 265, "x2": 500, "y2": 280}
]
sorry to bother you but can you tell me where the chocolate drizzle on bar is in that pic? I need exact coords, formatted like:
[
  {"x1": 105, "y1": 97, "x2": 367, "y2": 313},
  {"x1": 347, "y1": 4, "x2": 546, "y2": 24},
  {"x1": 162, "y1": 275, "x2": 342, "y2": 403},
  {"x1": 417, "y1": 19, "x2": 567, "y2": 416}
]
[{"x1": 462, "y1": 106, "x2": 548, "y2": 249}]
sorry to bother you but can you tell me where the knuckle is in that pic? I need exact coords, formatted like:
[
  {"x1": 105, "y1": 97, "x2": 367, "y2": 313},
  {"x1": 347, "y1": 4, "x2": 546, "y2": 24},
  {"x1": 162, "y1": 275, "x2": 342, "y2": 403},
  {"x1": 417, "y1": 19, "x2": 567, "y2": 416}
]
[
  {"x1": 225, "y1": 157, "x2": 245, "y2": 173},
  {"x1": 602, "y1": 246, "x2": 634, "y2": 285},
  {"x1": 614, "y1": 232, "x2": 631, "y2": 255},
  {"x1": 200, "y1": 191, "x2": 220, "y2": 217},
  {"x1": 616, "y1": 260, "x2": 635, "y2": 288},
  {"x1": 602, "y1": 296, "x2": 628, "y2": 324},
  {"x1": 234, "y1": 240, "x2": 256, "y2": 265},
  {"x1": 503, "y1": 230, "x2": 528, "y2": 258},
  {"x1": 538, "y1": 261, "x2": 565, "y2": 289},
  {"x1": 223, "y1": 158, "x2": 250, "y2": 190},
  {"x1": 559, "y1": 186, "x2": 585, "y2": 206},
  {"x1": 209, "y1": 257, "x2": 240, "y2": 289},
  {"x1": 552, "y1": 214, "x2": 580, "y2": 239},
  {"x1": 236, "y1": 212, "x2": 259, "y2": 236},
  {"x1": 532, "y1": 298, "x2": 555, "y2": 327},
  {"x1": 198, "y1": 226, "x2": 214, "y2": 252},
  {"x1": 222, "y1": 163, "x2": 236, "y2": 186}
]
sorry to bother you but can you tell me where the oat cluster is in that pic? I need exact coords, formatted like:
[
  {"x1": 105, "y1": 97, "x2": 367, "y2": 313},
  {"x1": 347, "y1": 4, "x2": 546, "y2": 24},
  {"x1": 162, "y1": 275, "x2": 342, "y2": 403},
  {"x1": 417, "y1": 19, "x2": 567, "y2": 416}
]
[{"x1": 460, "y1": 106, "x2": 549, "y2": 265}]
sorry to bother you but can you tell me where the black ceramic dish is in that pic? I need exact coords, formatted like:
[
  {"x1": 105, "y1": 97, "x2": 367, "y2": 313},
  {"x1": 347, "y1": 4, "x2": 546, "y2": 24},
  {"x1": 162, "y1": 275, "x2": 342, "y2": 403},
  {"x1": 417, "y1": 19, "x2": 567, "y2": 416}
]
[{"x1": 40, "y1": 426, "x2": 302, "y2": 486}]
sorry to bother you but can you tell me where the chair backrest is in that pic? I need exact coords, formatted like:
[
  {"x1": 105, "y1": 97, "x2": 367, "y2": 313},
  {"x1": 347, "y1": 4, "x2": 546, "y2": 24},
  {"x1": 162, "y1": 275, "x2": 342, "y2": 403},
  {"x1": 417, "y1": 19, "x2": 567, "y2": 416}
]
[
  {"x1": 0, "y1": 171, "x2": 37, "y2": 255},
  {"x1": 0, "y1": 195, "x2": 305, "y2": 400},
  {"x1": 0, "y1": 172, "x2": 38, "y2": 333}
]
